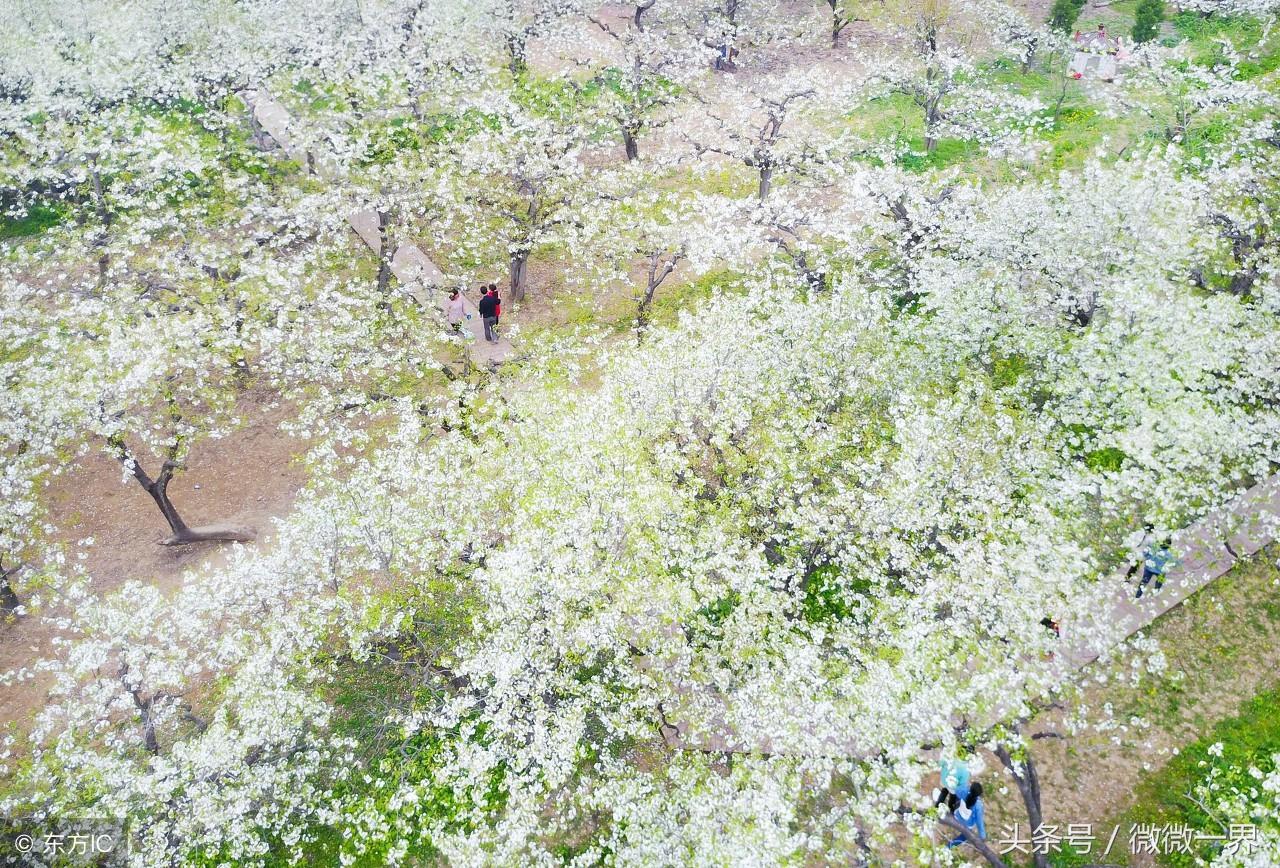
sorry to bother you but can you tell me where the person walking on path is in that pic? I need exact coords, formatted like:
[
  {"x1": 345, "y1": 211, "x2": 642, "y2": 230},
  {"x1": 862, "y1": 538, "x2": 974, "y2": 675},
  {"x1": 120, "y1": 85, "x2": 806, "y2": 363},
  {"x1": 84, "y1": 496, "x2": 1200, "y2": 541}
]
[
  {"x1": 478, "y1": 286, "x2": 499, "y2": 343},
  {"x1": 1126, "y1": 524, "x2": 1177, "y2": 598},
  {"x1": 488, "y1": 283, "x2": 501, "y2": 324},
  {"x1": 446, "y1": 288, "x2": 466, "y2": 334},
  {"x1": 485, "y1": 283, "x2": 502, "y2": 339}
]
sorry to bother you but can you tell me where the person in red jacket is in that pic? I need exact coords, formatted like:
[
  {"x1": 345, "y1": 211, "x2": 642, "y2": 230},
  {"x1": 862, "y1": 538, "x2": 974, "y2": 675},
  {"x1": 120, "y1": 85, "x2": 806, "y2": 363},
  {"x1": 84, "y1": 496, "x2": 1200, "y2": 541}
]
[
  {"x1": 488, "y1": 283, "x2": 501, "y2": 323},
  {"x1": 478, "y1": 286, "x2": 498, "y2": 343}
]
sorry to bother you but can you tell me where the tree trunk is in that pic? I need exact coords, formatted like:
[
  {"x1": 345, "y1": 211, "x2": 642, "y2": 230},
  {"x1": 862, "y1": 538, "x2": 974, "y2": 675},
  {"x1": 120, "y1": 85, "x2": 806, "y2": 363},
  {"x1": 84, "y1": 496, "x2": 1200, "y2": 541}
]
[
  {"x1": 112, "y1": 439, "x2": 255, "y2": 546},
  {"x1": 995, "y1": 743, "x2": 1049, "y2": 868},
  {"x1": 637, "y1": 272, "x2": 660, "y2": 339},
  {"x1": 940, "y1": 815, "x2": 1009, "y2": 868},
  {"x1": 89, "y1": 163, "x2": 112, "y2": 228},
  {"x1": 120, "y1": 665, "x2": 161, "y2": 753},
  {"x1": 923, "y1": 63, "x2": 943, "y2": 154},
  {"x1": 622, "y1": 127, "x2": 640, "y2": 161},
  {"x1": 89, "y1": 158, "x2": 113, "y2": 284},
  {"x1": 1052, "y1": 80, "x2": 1070, "y2": 125},
  {"x1": 509, "y1": 250, "x2": 529, "y2": 303},
  {"x1": 140, "y1": 702, "x2": 160, "y2": 754},
  {"x1": 832, "y1": 4, "x2": 849, "y2": 48},
  {"x1": 636, "y1": 251, "x2": 680, "y2": 342},
  {"x1": 97, "y1": 250, "x2": 111, "y2": 286},
  {"x1": 143, "y1": 461, "x2": 194, "y2": 540},
  {"x1": 758, "y1": 164, "x2": 774, "y2": 201},
  {"x1": 1229, "y1": 269, "x2": 1258, "y2": 296},
  {"x1": 376, "y1": 209, "x2": 394, "y2": 299},
  {"x1": 924, "y1": 97, "x2": 941, "y2": 153},
  {"x1": 506, "y1": 33, "x2": 528, "y2": 76},
  {"x1": 792, "y1": 250, "x2": 825, "y2": 293},
  {"x1": 826, "y1": 0, "x2": 846, "y2": 47},
  {"x1": 0, "y1": 569, "x2": 19, "y2": 615},
  {"x1": 633, "y1": 0, "x2": 656, "y2": 29},
  {"x1": 636, "y1": 288, "x2": 655, "y2": 340}
]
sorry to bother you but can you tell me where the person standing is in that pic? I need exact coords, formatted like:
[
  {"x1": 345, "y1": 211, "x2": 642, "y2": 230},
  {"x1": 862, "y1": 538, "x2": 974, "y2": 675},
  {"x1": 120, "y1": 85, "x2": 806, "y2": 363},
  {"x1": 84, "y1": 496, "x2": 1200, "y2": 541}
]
[
  {"x1": 937, "y1": 757, "x2": 971, "y2": 804},
  {"x1": 478, "y1": 285, "x2": 498, "y2": 343},
  {"x1": 947, "y1": 782, "x2": 987, "y2": 848},
  {"x1": 446, "y1": 288, "x2": 466, "y2": 333}
]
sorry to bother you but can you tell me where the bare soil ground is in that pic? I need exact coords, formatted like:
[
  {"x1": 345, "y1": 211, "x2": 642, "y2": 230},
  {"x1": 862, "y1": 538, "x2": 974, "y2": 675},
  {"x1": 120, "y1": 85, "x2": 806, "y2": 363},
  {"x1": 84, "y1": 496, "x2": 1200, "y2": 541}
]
[
  {"x1": 0, "y1": 390, "x2": 308, "y2": 732},
  {"x1": 962, "y1": 550, "x2": 1280, "y2": 863}
]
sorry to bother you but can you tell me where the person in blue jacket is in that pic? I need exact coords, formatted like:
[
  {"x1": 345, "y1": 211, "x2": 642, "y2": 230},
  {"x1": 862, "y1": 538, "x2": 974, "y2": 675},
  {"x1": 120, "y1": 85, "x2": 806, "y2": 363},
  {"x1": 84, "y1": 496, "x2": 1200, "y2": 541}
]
[
  {"x1": 1125, "y1": 525, "x2": 1177, "y2": 599},
  {"x1": 947, "y1": 782, "x2": 987, "y2": 848}
]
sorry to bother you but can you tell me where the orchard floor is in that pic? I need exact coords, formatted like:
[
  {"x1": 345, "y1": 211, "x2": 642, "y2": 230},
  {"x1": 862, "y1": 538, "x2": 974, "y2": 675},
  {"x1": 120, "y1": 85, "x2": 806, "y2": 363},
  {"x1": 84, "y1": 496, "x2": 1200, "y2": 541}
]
[
  {"x1": 0, "y1": 389, "x2": 308, "y2": 734},
  {"x1": 972, "y1": 547, "x2": 1280, "y2": 866},
  {"x1": 1, "y1": 0, "x2": 1271, "y2": 839}
]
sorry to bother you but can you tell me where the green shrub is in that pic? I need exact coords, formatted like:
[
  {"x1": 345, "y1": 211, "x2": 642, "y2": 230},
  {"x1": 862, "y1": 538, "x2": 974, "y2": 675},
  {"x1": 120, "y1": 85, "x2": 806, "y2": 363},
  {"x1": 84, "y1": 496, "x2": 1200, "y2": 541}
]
[
  {"x1": 1, "y1": 205, "x2": 65, "y2": 240},
  {"x1": 1047, "y1": 0, "x2": 1087, "y2": 33},
  {"x1": 1133, "y1": 0, "x2": 1166, "y2": 43}
]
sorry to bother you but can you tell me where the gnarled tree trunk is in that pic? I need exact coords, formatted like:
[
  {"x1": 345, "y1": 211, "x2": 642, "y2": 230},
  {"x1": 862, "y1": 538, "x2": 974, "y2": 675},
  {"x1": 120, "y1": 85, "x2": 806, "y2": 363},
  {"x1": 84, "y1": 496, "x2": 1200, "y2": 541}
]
[
  {"x1": 509, "y1": 248, "x2": 530, "y2": 303},
  {"x1": 376, "y1": 209, "x2": 394, "y2": 300},
  {"x1": 923, "y1": 86, "x2": 943, "y2": 153},
  {"x1": 995, "y1": 741, "x2": 1050, "y2": 868},
  {"x1": 636, "y1": 249, "x2": 683, "y2": 341},
  {"x1": 0, "y1": 563, "x2": 19, "y2": 615},
  {"x1": 940, "y1": 815, "x2": 1009, "y2": 868},
  {"x1": 758, "y1": 164, "x2": 774, "y2": 201},
  {"x1": 506, "y1": 32, "x2": 528, "y2": 76},
  {"x1": 110, "y1": 437, "x2": 255, "y2": 546}
]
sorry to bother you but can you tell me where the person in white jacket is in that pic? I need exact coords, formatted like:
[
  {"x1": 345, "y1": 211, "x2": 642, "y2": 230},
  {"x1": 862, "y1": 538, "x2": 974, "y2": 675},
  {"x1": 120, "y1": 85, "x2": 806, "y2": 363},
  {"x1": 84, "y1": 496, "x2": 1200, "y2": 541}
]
[{"x1": 446, "y1": 288, "x2": 467, "y2": 333}]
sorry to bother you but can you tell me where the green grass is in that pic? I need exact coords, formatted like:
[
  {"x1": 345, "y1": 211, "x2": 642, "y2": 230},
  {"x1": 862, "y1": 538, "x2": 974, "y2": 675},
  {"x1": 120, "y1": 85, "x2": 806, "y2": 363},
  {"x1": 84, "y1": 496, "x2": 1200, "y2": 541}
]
[
  {"x1": 1052, "y1": 688, "x2": 1280, "y2": 867},
  {"x1": 845, "y1": 91, "x2": 917, "y2": 143},
  {"x1": 1072, "y1": 0, "x2": 1142, "y2": 37},
  {"x1": 1123, "y1": 689, "x2": 1280, "y2": 853},
  {"x1": 513, "y1": 71, "x2": 602, "y2": 118},
  {"x1": 1172, "y1": 11, "x2": 1280, "y2": 77},
  {"x1": 801, "y1": 564, "x2": 874, "y2": 624},
  {"x1": 643, "y1": 267, "x2": 750, "y2": 330},
  {"x1": 836, "y1": 6, "x2": 1280, "y2": 180},
  {"x1": 1043, "y1": 103, "x2": 1115, "y2": 169},
  {"x1": 988, "y1": 59, "x2": 1055, "y2": 95},
  {"x1": 543, "y1": 265, "x2": 752, "y2": 342},
  {"x1": 678, "y1": 162, "x2": 757, "y2": 198},
  {"x1": 1, "y1": 205, "x2": 65, "y2": 240},
  {"x1": 842, "y1": 92, "x2": 983, "y2": 174},
  {"x1": 842, "y1": 62, "x2": 1138, "y2": 177},
  {"x1": 896, "y1": 137, "x2": 977, "y2": 172}
]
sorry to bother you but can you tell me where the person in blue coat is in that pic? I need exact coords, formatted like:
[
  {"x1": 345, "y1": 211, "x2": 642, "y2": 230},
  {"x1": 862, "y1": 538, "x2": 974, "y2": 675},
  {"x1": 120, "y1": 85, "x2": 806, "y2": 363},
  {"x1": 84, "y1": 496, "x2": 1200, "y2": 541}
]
[
  {"x1": 947, "y1": 782, "x2": 987, "y2": 848},
  {"x1": 1126, "y1": 526, "x2": 1177, "y2": 599}
]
